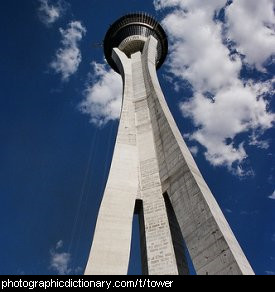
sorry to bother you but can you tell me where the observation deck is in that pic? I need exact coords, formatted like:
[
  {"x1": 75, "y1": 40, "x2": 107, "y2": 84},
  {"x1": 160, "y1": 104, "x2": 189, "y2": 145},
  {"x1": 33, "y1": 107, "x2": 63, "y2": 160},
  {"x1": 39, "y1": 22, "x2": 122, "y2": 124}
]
[{"x1": 104, "y1": 12, "x2": 168, "y2": 73}]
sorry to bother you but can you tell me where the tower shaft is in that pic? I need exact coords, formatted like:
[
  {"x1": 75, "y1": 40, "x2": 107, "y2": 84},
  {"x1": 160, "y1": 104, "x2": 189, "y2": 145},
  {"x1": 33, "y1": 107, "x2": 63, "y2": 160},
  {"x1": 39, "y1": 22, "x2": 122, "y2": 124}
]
[{"x1": 85, "y1": 36, "x2": 254, "y2": 275}]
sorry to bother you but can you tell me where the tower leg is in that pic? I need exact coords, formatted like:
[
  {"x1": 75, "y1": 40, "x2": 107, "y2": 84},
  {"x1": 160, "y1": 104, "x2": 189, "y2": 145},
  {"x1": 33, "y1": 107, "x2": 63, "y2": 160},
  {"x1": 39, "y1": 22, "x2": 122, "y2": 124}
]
[
  {"x1": 84, "y1": 52, "x2": 139, "y2": 275},
  {"x1": 131, "y1": 51, "x2": 189, "y2": 275},
  {"x1": 141, "y1": 36, "x2": 254, "y2": 275}
]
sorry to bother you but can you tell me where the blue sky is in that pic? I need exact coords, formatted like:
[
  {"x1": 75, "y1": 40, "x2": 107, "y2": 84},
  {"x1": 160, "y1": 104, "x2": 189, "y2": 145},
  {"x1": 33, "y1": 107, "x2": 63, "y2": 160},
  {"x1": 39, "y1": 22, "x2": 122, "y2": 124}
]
[{"x1": 0, "y1": 0, "x2": 274, "y2": 275}]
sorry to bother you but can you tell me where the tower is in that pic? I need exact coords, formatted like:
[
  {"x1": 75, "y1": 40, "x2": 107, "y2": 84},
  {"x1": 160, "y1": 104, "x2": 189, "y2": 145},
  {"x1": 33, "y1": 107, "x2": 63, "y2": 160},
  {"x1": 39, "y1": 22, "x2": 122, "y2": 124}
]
[{"x1": 85, "y1": 13, "x2": 254, "y2": 275}]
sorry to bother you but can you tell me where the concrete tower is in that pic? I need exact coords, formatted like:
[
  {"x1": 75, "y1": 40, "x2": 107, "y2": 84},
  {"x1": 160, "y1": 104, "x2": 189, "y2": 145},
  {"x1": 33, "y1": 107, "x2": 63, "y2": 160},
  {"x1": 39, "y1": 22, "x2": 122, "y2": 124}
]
[{"x1": 85, "y1": 13, "x2": 254, "y2": 275}]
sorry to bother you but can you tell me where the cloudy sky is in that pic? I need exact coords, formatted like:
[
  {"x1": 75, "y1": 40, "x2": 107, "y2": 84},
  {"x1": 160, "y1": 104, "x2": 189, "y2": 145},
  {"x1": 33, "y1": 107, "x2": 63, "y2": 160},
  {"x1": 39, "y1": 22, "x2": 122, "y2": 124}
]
[{"x1": 0, "y1": 0, "x2": 274, "y2": 275}]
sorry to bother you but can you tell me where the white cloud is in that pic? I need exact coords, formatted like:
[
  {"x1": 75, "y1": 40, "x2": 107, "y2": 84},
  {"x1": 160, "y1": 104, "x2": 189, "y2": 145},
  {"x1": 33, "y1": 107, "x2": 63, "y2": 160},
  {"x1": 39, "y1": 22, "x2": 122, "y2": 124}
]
[
  {"x1": 50, "y1": 251, "x2": 71, "y2": 275},
  {"x1": 154, "y1": 0, "x2": 275, "y2": 175},
  {"x1": 226, "y1": 0, "x2": 275, "y2": 71},
  {"x1": 159, "y1": 7, "x2": 241, "y2": 94},
  {"x1": 79, "y1": 62, "x2": 122, "y2": 127},
  {"x1": 249, "y1": 134, "x2": 270, "y2": 150},
  {"x1": 38, "y1": 0, "x2": 67, "y2": 26},
  {"x1": 180, "y1": 80, "x2": 274, "y2": 172},
  {"x1": 189, "y1": 146, "x2": 199, "y2": 156},
  {"x1": 49, "y1": 241, "x2": 83, "y2": 275},
  {"x1": 50, "y1": 21, "x2": 86, "y2": 81},
  {"x1": 269, "y1": 190, "x2": 275, "y2": 200},
  {"x1": 56, "y1": 240, "x2": 64, "y2": 250},
  {"x1": 50, "y1": 241, "x2": 71, "y2": 275},
  {"x1": 266, "y1": 271, "x2": 275, "y2": 275},
  {"x1": 154, "y1": 0, "x2": 227, "y2": 12}
]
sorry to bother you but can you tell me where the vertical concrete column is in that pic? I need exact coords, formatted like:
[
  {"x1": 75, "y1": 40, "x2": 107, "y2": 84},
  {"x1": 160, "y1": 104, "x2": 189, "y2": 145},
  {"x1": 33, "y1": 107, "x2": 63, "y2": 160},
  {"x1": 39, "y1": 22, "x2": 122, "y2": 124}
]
[
  {"x1": 132, "y1": 51, "x2": 187, "y2": 275},
  {"x1": 85, "y1": 50, "x2": 139, "y2": 275},
  {"x1": 142, "y1": 36, "x2": 254, "y2": 275}
]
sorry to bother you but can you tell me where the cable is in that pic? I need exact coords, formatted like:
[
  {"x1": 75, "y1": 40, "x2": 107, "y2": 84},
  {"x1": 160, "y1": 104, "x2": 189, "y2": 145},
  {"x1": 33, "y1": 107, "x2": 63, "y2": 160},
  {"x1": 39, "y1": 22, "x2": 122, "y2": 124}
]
[
  {"x1": 68, "y1": 126, "x2": 99, "y2": 257},
  {"x1": 69, "y1": 121, "x2": 117, "y2": 273}
]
